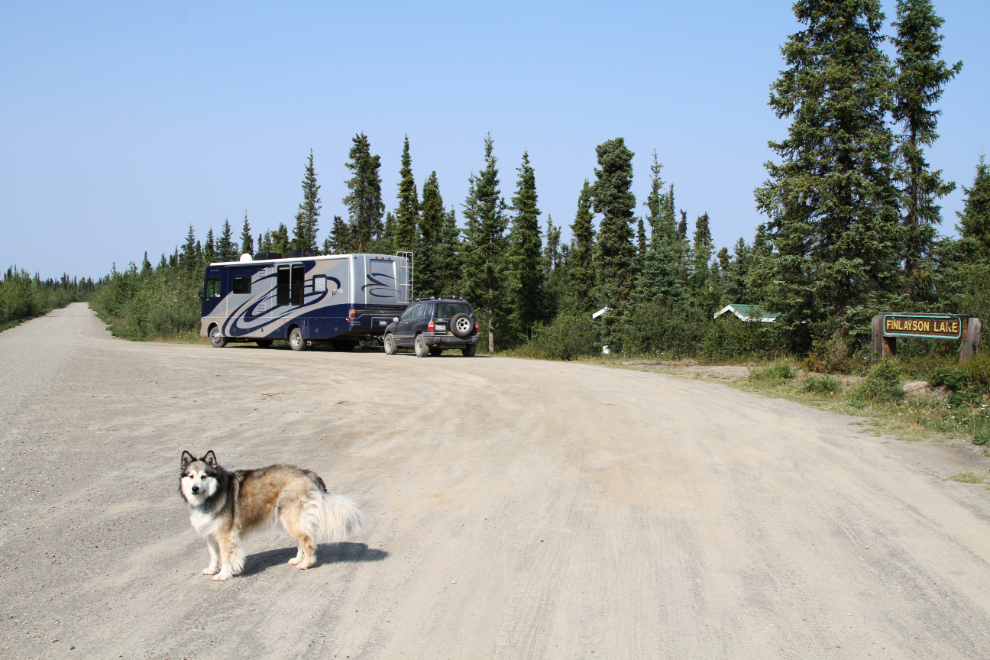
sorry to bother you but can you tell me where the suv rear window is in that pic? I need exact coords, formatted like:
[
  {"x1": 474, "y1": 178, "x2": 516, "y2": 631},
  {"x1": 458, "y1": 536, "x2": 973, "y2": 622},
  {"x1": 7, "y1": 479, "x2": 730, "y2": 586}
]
[{"x1": 434, "y1": 303, "x2": 471, "y2": 318}]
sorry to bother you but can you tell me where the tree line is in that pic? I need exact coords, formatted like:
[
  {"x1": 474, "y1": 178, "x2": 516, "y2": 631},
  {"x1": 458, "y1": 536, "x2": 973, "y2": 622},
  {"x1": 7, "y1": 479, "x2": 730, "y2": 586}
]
[
  {"x1": 0, "y1": 268, "x2": 98, "y2": 330},
  {"x1": 93, "y1": 0, "x2": 989, "y2": 361}
]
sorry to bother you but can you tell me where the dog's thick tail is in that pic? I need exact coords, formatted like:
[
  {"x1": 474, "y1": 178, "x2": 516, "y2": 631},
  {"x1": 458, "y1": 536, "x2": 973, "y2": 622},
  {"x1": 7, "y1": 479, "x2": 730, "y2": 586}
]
[{"x1": 304, "y1": 491, "x2": 364, "y2": 543}]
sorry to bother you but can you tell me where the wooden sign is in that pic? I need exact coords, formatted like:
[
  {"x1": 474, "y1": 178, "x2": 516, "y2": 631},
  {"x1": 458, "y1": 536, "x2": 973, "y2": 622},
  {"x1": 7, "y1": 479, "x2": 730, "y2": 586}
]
[
  {"x1": 882, "y1": 314, "x2": 962, "y2": 340},
  {"x1": 871, "y1": 313, "x2": 982, "y2": 362}
]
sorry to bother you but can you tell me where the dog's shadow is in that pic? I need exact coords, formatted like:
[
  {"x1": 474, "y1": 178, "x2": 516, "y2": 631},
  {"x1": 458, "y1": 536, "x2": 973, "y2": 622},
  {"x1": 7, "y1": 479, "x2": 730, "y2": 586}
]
[{"x1": 240, "y1": 542, "x2": 388, "y2": 577}]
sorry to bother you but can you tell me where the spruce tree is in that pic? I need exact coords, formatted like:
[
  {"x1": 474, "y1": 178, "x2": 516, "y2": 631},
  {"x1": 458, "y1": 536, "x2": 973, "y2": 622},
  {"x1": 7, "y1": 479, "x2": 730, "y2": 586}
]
[
  {"x1": 292, "y1": 150, "x2": 321, "y2": 252},
  {"x1": 544, "y1": 216, "x2": 561, "y2": 271},
  {"x1": 417, "y1": 171, "x2": 445, "y2": 297},
  {"x1": 436, "y1": 207, "x2": 462, "y2": 297},
  {"x1": 568, "y1": 179, "x2": 596, "y2": 309},
  {"x1": 240, "y1": 211, "x2": 254, "y2": 256},
  {"x1": 393, "y1": 136, "x2": 419, "y2": 254},
  {"x1": 141, "y1": 252, "x2": 153, "y2": 276},
  {"x1": 327, "y1": 215, "x2": 352, "y2": 254},
  {"x1": 633, "y1": 240, "x2": 687, "y2": 308},
  {"x1": 591, "y1": 137, "x2": 637, "y2": 342},
  {"x1": 343, "y1": 132, "x2": 384, "y2": 251},
  {"x1": 644, "y1": 152, "x2": 678, "y2": 245},
  {"x1": 956, "y1": 156, "x2": 990, "y2": 262},
  {"x1": 543, "y1": 216, "x2": 564, "y2": 317},
  {"x1": 379, "y1": 213, "x2": 395, "y2": 252},
  {"x1": 755, "y1": 0, "x2": 901, "y2": 345},
  {"x1": 217, "y1": 219, "x2": 237, "y2": 262},
  {"x1": 271, "y1": 223, "x2": 290, "y2": 257},
  {"x1": 690, "y1": 212, "x2": 720, "y2": 313},
  {"x1": 181, "y1": 225, "x2": 198, "y2": 271},
  {"x1": 461, "y1": 133, "x2": 508, "y2": 352},
  {"x1": 204, "y1": 229, "x2": 216, "y2": 263},
  {"x1": 691, "y1": 212, "x2": 713, "y2": 281},
  {"x1": 892, "y1": 0, "x2": 962, "y2": 299},
  {"x1": 636, "y1": 218, "x2": 647, "y2": 255},
  {"x1": 720, "y1": 238, "x2": 755, "y2": 303},
  {"x1": 506, "y1": 151, "x2": 544, "y2": 340}
]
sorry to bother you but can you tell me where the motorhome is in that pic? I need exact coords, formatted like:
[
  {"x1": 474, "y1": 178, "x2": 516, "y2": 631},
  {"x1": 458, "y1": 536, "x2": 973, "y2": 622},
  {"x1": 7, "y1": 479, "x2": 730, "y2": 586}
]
[{"x1": 199, "y1": 252, "x2": 411, "y2": 351}]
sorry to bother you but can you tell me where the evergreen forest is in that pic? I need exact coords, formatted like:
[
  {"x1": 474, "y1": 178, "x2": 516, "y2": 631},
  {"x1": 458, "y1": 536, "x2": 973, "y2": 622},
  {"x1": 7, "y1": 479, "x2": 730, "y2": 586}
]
[{"x1": 11, "y1": 1, "x2": 989, "y2": 379}]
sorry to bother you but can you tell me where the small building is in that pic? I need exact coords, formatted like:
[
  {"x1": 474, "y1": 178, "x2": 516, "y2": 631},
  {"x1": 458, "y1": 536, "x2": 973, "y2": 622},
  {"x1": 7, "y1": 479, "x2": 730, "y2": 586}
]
[{"x1": 713, "y1": 304, "x2": 778, "y2": 323}]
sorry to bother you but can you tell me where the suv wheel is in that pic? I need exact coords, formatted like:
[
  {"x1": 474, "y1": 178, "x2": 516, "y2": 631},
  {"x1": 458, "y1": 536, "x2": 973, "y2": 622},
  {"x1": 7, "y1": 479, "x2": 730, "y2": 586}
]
[
  {"x1": 451, "y1": 313, "x2": 473, "y2": 338},
  {"x1": 429, "y1": 346, "x2": 443, "y2": 356},
  {"x1": 383, "y1": 333, "x2": 397, "y2": 355},
  {"x1": 462, "y1": 344, "x2": 477, "y2": 357},
  {"x1": 210, "y1": 325, "x2": 227, "y2": 348},
  {"x1": 289, "y1": 327, "x2": 306, "y2": 351},
  {"x1": 414, "y1": 334, "x2": 429, "y2": 358}
]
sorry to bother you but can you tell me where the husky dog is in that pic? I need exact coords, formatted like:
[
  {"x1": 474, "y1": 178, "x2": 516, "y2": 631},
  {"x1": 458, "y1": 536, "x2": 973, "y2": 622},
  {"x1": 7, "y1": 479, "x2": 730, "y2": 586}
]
[{"x1": 179, "y1": 450, "x2": 364, "y2": 581}]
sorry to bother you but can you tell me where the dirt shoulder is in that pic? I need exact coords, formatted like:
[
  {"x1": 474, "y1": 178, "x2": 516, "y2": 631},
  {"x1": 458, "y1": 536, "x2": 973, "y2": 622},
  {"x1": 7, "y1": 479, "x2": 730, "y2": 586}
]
[{"x1": 2, "y1": 304, "x2": 990, "y2": 659}]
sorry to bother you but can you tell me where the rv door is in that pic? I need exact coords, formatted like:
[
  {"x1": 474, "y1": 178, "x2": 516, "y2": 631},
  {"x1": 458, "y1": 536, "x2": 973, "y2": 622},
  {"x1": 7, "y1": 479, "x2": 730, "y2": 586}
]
[{"x1": 276, "y1": 264, "x2": 305, "y2": 307}]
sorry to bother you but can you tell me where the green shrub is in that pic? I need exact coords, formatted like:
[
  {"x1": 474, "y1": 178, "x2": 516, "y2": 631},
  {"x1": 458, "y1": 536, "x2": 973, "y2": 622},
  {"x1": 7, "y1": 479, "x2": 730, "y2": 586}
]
[
  {"x1": 749, "y1": 363, "x2": 794, "y2": 382},
  {"x1": 623, "y1": 301, "x2": 706, "y2": 357},
  {"x1": 526, "y1": 311, "x2": 598, "y2": 360},
  {"x1": 804, "y1": 374, "x2": 840, "y2": 395},
  {"x1": 858, "y1": 360, "x2": 905, "y2": 404},
  {"x1": 805, "y1": 331, "x2": 851, "y2": 373},
  {"x1": 962, "y1": 353, "x2": 990, "y2": 395},
  {"x1": 703, "y1": 315, "x2": 783, "y2": 361}
]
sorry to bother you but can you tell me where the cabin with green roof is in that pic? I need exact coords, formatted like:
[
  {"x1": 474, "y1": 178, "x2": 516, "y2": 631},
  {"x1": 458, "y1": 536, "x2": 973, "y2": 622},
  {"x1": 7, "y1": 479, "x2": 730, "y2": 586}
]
[{"x1": 713, "y1": 304, "x2": 778, "y2": 323}]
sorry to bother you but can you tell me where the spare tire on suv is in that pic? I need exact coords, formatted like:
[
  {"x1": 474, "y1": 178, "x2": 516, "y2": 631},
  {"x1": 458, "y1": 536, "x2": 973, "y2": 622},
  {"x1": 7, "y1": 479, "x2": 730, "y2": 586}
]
[{"x1": 450, "y1": 312, "x2": 473, "y2": 338}]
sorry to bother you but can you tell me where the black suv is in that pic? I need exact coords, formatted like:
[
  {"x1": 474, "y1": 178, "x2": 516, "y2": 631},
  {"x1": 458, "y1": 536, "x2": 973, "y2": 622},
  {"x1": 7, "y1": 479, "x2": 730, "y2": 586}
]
[{"x1": 382, "y1": 297, "x2": 480, "y2": 357}]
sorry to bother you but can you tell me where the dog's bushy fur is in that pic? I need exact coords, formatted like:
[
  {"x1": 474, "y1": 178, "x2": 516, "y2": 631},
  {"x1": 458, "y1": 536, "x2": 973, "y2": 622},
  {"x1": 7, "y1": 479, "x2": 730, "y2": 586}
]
[{"x1": 179, "y1": 450, "x2": 363, "y2": 580}]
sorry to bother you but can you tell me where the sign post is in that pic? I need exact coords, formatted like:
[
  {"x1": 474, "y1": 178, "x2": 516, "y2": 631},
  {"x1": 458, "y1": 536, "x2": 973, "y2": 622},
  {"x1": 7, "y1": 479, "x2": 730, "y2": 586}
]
[{"x1": 871, "y1": 313, "x2": 982, "y2": 362}]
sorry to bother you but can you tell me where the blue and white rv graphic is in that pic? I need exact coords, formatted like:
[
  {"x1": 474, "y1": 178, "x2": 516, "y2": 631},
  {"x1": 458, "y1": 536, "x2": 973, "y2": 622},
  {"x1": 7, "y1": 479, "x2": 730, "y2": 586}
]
[{"x1": 200, "y1": 253, "x2": 410, "y2": 350}]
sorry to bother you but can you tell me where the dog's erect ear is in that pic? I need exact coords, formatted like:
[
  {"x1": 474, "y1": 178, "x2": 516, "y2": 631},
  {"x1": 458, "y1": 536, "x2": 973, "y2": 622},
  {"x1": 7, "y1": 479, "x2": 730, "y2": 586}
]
[
  {"x1": 203, "y1": 450, "x2": 218, "y2": 469},
  {"x1": 181, "y1": 451, "x2": 195, "y2": 470}
]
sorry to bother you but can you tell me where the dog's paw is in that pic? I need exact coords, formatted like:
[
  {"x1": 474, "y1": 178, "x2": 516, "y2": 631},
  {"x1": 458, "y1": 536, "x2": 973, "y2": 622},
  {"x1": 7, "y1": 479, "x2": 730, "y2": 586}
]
[
  {"x1": 212, "y1": 573, "x2": 230, "y2": 581},
  {"x1": 288, "y1": 557, "x2": 299, "y2": 565},
  {"x1": 202, "y1": 566, "x2": 219, "y2": 575}
]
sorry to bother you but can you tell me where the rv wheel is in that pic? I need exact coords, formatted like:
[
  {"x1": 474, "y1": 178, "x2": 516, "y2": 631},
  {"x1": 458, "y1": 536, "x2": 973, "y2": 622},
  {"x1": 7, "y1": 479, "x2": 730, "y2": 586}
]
[
  {"x1": 289, "y1": 327, "x2": 307, "y2": 351},
  {"x1": 256, "y1": 340, "x2": 273, "y2": 348},
  {"x1": 209, "y1": 326, "x2": 227, "y2": 348},
  {"x1": 383, "y1": 333, "x2": 397, "y2": 355},
  {"x1": 414, "y1": 334, "x2": 429, "y2": 358}
]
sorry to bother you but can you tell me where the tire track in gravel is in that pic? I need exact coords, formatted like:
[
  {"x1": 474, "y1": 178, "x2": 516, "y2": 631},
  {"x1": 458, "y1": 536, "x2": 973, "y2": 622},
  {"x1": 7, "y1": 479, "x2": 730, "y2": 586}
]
[{"x1": 3, "y1": 304, "x2": 990, "y2": 659}]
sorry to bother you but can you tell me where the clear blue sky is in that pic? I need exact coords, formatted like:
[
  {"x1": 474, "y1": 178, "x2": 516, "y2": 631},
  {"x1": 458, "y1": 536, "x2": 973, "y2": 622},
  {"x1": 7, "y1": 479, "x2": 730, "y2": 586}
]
[{"x1": 2, "y1": 0, "x2": 987, "y2": 280}]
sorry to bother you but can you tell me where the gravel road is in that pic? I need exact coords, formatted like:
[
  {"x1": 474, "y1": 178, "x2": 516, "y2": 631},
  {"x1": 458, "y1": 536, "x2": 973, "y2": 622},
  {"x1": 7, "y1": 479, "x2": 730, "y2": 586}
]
[{"x1": 2, "y1": 303, "x2": 990, "y2": 659}]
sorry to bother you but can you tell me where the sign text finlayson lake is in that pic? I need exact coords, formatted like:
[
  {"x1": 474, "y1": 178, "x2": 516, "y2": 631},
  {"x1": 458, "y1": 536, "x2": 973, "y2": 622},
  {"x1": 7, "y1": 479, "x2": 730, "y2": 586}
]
[{"x1": 882, "y1": 314, "x2": 962, "y2": 339}]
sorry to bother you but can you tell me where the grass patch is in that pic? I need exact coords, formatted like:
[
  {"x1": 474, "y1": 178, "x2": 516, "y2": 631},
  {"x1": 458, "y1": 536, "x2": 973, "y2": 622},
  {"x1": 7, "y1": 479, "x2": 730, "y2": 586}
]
[
  {"x1": 949, "y1": 472, "x2": 985, "y2": 484},
  {"x1": 803, "y1": 374, "x2": 840, "y2": 396},
  {"x1": 748, "y1": 363, "x2": 795, "y2": 383}
]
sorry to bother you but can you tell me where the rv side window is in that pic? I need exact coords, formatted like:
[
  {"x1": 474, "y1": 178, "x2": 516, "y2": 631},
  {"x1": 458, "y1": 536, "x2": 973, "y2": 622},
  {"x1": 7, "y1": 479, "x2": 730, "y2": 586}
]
[
  {"x1": 205, "y1": 277, "x2": 221, "y2": 298},
  {"x1": 314, "y1": 274, "x2": 327, "y2": 292},
  {"x1": 232, "y1": 276, "x2": 252, "y2": 294},
  {"x1": 277, "y1": 268, "x2": 290, "y2": 305},
  {"x1": 291, "y1": 265, "x2": 305, "y2": 305}
]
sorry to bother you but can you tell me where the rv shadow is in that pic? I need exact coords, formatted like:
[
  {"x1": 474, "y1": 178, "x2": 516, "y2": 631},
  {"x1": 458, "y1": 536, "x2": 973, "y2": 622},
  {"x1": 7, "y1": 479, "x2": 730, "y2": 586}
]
[{"x1": 240, "y1": 542, "x2": 388, "y2": 576}]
